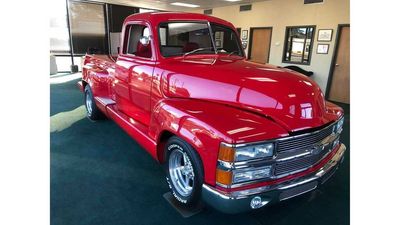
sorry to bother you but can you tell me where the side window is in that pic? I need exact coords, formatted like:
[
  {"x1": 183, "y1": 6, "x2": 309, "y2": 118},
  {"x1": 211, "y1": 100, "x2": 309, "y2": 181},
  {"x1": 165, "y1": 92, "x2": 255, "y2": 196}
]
[{"x1": 124, "y1": 24, "x2": 152, "y2": 58}]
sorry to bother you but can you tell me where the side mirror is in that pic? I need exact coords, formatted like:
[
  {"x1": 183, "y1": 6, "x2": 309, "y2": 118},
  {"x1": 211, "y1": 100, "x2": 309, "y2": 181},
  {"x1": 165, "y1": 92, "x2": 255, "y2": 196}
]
[{"x1": 139, "y1": 36, "x2": 150, "y2": 46}]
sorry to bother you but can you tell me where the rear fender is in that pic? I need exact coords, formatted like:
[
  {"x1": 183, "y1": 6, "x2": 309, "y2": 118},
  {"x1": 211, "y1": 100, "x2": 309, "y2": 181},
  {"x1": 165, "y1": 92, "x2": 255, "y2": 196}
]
[{"x1": 82, "y1": 56, "x2": 111, "y2": 98}]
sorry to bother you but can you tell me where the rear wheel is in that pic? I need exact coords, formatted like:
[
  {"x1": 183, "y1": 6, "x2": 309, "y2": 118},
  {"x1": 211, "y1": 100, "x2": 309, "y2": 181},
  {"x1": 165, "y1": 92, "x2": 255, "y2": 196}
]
[
  {"x1": 84, "y1": 85, "x2": 105, "y2": 120},
  {"x1": 165, "y1": 136, "x2": 204, "y2": 207}
]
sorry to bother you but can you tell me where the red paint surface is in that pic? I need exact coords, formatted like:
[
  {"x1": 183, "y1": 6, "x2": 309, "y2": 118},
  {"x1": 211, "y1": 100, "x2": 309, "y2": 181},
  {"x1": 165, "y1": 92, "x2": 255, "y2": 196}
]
[{"x1": 81, "y1": 12, "x2": 343, "y2": 188}]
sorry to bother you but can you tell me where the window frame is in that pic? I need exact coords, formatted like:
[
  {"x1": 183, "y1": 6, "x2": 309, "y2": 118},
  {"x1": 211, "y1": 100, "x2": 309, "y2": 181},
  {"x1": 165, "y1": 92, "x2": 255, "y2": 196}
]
[
  {"x1": 157, "y1": 21, "x2": 244, "y2": 58},
  {"x1": 282, "y1": 25, "x2": 316, "y2": 65},
  {"x1": 121, "y1": 21, "x2": 155, "y2": 60}
]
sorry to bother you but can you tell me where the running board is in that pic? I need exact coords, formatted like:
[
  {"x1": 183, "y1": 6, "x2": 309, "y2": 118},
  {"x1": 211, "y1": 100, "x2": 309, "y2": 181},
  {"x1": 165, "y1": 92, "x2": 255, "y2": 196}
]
[
  {"x1": 94, "y1": 96, "x2": 116, "y2": 106},
  {"x1": 94, "y1": 96, "x2": 116, "y2": 114}
]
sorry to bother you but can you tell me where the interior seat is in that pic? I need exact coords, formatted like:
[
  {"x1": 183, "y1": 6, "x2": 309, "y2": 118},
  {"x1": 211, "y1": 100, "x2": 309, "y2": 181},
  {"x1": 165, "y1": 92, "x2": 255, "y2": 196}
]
[
  {"x1": 182, "y1": 42, "x2": 199, "y2": 53},
  {"x1": 136, "y1": 41, "x2": 152, "y2": 58}
]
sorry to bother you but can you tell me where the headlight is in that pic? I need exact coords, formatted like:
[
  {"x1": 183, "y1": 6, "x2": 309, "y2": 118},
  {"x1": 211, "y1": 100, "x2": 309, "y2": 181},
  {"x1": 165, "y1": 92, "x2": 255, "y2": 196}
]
[
  {"x1": 233, "y1": 166, "x2": 272, "y2": 183},
  {"x1": 218, "y1": 143, "x2": 274, "y2": 163},
  {"x1": 336, "y1": 117, "x2": 344, "y2": 133},
  {"x1": 235, "y1": 143, "x2": 274, "y2": 161},
  {"x1": 217, "y1": 142, "x2": 275, "y2": 186}
]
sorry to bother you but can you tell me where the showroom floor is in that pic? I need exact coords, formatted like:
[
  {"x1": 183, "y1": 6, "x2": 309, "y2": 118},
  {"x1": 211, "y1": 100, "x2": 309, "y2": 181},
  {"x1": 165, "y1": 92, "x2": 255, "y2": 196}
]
[{"x1": 51, "y1": 73, "x2": 350, "y2": 225}]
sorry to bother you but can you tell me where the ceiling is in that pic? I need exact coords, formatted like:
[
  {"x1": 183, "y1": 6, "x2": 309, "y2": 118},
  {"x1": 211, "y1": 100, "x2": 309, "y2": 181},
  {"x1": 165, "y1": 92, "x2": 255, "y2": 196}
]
[{"x1": 89, "y1": 0, "x2": 268, "y2": 11}]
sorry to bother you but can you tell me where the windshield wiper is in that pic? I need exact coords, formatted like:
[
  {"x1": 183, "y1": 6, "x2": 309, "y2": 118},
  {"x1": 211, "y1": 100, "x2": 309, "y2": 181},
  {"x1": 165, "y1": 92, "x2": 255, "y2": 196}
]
[
  {"x1": 216, "y1": 49, "x2": 239, "y2": 57},
  {"x1": 182, "y1": 47, "x2": 215, "y2": 58},
  {"x1": 227, "y1": 50, "x2": 239, "y2": 57}
]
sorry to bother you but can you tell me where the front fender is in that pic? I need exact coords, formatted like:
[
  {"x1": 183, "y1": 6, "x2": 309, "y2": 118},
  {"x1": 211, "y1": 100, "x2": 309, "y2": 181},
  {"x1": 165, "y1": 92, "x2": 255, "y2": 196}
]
[{"x1": 149, "y1": 98, "x2": 288, "y2": 186}]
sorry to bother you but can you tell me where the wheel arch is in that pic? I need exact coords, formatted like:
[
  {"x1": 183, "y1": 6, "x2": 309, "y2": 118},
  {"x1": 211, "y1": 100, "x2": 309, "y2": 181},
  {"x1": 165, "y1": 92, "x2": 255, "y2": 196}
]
[
  {"x1": 156, "y1": 130, "x2": 175, "y2": 163},
  {"x1": 151, "y1": 100, "x2": 231, "y2": 186},
  {"x1": 82, "y1": 80, "x2": 88, "y2": 87}
]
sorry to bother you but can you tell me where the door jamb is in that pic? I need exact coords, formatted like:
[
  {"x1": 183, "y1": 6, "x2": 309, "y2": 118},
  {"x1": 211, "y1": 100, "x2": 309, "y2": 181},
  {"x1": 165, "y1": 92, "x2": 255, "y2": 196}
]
[{"x1": 326, "y1": 24, "x2": 350, "y2": 99}]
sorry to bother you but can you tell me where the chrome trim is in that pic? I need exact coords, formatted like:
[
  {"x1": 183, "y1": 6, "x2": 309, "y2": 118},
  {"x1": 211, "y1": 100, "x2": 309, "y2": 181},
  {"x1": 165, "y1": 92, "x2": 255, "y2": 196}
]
[
  {"x1": 336, "y1": 127, "x2": 343, "y2": 134},
  {"x1": 215, "y1": 181, "x2": 229, "y2": 188},
  {"x1": 231, "y1": 165, "x2": 273, "y2": 184},
  {"x1": 221, "y1": 116, "x2": 343, "y2": 149},
  {"x1": 217, "y1": 157, "x2": 274, "y2": 170},
  {"x1": 206, "y1": 143, "x2": 346, "y2": 200},
  {"x1": 219, "y1": 139, "x2": 341, "y2": 189},
  {"x1": 218, "y1": 160, "x2": 235, "y2": 170},
  {"x1": 277, "y1": 177, "x2": 317, "y2": 190},
  {"x1": 279, "y1": 183, "x2": 317, "y2": 201},
  {"x1": 221, "y1": 140, "x2": 275, "y2": 149},
  {"x1": 216, "y1": 117, "x2": 344, "y2": 188},
  {"x1": 276, "y1": 132, "x2": 339, "y2": 162},
  {"x1": 227, "y1": 139, "x2": 343, "y2": 188},
  {"x1": 275, "y1": 150, "x2": 311, "y2": 162},
  {"x1": 203, "y1": 183, "x2": 233, "y2": 200},
  {"x1": 169, "y1": 149, "x2": 195, "y2": 197}
]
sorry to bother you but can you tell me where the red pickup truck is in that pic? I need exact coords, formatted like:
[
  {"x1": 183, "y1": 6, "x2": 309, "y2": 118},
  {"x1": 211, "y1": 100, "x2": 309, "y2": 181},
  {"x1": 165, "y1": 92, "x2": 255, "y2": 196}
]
[{"x1": 79, "y1": 12, "x2": 346, "y2": 213}]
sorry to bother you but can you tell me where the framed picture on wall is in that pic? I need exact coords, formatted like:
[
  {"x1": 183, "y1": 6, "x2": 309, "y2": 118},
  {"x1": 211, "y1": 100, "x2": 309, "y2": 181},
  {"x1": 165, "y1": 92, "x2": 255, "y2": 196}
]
[
  {"x1": 317, "y1": 44, "x2": 329, "y2": 54},
  {"x1": 241, "y1": 30, "x2": 248, "y2": 40},
  {"x1": 317, "y1": 29, "x2": 333, "y2": 41}
]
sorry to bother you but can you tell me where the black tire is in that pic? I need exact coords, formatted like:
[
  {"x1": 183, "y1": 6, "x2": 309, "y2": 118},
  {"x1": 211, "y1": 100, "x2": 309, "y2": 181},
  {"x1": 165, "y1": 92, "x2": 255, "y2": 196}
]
[
  {"x1": 165, "y1": 136, "x2": 204, "y2": 207},
  {"x1": 84, "y1": 85, "x2": 105, "y2": 120}
]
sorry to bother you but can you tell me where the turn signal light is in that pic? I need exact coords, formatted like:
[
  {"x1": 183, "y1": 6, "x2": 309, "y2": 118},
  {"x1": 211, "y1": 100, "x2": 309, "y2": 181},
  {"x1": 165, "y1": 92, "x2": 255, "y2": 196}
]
[
  {"x1": 216, "y1": 168, "x2": 232, "y2": 186},
  {"x1": 218, "y1": 144, "x2": 235, "y2": 162}
]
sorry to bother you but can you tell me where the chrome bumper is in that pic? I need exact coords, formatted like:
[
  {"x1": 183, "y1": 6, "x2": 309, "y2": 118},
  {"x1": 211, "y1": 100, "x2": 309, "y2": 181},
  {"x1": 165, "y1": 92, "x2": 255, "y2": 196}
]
[{"x1": 202, "y1": 144, "x2": 346, "y2": 214}]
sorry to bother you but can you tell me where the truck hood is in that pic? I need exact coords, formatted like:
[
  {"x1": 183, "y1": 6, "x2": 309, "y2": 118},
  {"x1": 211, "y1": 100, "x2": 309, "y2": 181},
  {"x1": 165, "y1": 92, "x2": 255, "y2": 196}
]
[{"x1": 162, "y1": 57, "x2": 339, "y2": 132}]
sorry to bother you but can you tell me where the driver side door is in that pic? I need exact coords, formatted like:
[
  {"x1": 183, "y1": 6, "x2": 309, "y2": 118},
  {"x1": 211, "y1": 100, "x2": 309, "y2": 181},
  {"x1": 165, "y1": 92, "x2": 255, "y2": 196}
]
[{"x1": 114, "y1": 22, "x2": 155, "y2": 127}]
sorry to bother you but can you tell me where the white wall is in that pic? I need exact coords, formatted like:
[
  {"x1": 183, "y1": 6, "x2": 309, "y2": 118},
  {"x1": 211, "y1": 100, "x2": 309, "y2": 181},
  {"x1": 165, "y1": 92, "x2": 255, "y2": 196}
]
[{"x1": 190, "y1": 0, "x2": 350, "y2": 93}]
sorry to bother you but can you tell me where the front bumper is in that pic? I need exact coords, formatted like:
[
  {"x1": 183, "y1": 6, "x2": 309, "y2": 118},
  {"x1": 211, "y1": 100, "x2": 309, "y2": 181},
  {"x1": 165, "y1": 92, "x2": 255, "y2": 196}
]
[{"x1": 202, "y1": 143, "x2": 346, "y2": 214}]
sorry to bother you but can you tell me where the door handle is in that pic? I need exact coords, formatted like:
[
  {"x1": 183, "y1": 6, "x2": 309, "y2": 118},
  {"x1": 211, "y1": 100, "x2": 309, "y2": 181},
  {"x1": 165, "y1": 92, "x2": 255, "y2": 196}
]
[{"x1": 335, "y1": 64, "x2": 340, "y2": 67}]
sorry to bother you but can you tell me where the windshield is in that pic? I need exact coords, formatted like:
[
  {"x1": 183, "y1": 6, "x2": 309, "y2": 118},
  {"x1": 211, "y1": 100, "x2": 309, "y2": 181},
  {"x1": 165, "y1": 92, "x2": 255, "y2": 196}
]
[{"x1": 158, "y1": 22, "x2": 243, "y2": 57}]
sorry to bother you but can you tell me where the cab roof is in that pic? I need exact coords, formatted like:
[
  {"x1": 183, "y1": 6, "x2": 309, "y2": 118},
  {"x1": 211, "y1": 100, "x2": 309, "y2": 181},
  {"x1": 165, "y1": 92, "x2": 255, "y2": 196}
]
[{"x1": 124, "y1": 12, "x2": 234, "y2": 28}]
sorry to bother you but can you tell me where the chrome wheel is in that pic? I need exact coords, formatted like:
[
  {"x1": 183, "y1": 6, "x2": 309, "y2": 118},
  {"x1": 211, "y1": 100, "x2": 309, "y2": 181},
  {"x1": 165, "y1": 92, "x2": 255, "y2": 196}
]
[
  {"x1": 85, "y1": 91, "x2": 93, "y2": 115},
  {"x1": 168, "y1": 148, "x2": 195, "y2": 197}
]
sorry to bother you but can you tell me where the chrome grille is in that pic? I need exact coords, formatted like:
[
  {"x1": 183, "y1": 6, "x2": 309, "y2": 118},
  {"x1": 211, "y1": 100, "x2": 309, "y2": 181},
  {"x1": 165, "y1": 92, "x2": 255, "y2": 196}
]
[
  {"x1": 275, "y1": 155, "x2": 319, "y2": 175},
  {"x1": 274, "y1": 122, "x2": 338, "y2": 176},
  {"x1": 279, "y1": 181, "x2": 318, "y2": 201},
  {"x1": 277, "y1": 123, "x2": 335, "y2": 153}
]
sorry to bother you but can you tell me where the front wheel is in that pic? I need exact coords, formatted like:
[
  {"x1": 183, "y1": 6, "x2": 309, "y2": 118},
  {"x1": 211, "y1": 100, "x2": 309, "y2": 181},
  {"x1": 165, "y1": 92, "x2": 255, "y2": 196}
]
[{"x1": 165, "y1": 136, "x2": 204, "y2": 207}]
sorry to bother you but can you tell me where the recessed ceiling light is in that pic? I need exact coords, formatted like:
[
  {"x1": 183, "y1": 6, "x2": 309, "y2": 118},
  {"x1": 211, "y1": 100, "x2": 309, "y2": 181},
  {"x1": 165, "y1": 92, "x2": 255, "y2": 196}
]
[
  {"x1": 225, "y1": 0, "x2": 242, "y2": 2},
  {"x1": 171, "y1": 2, "x2": 200, "y2": 8}
]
